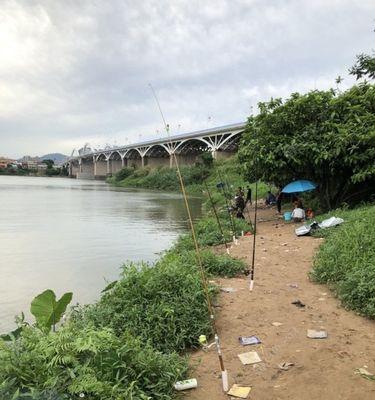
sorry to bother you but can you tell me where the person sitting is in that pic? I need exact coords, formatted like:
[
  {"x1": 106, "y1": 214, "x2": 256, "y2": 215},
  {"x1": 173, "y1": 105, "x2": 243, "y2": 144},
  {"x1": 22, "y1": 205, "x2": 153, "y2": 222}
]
[
  {"x1": 265, "y1": 191, "x2": 276, "y2": 206},
  {"x1": 291, "y1": 204, "x2": 305, "y2": 222}
]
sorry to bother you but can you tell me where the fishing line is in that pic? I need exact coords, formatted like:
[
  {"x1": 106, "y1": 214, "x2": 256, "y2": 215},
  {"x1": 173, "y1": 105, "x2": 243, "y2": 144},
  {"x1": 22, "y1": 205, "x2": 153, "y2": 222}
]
[
  {"x1": 204, "y1": 180, "x2": 229, "y2": 254},
  {"x1": 149, "y1": 83, "x2": 229, "y2": 392}
]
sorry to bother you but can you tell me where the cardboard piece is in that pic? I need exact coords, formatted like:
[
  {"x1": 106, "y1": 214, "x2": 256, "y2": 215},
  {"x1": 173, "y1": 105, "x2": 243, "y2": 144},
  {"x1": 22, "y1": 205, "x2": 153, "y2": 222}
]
[
  {"x1": 227, "y1": 384, "x2": 252, "y2": 398},
  {"x1": 238, "y1": 351, "x2": 262, "y2": 365},
  {"x1": 239, "y1": 335, "x2": 261, "y2": 346},
  {"x1": 307, "y1": 329, "x2": 328, "y2": 339}
]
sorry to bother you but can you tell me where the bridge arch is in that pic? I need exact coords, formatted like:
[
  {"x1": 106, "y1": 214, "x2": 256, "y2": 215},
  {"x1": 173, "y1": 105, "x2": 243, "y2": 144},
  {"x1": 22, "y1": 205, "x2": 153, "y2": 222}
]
[
  {"x1": 108, "y1": 151, "x2": 122, "y2": 160},
  {"x1": 175, "y1": 138, "x2": 211, "y2": 155},
  {"x1": 96, "y1": 153, "x2": 107, "y2": 162},
  {"x1": 144, "y1": 144, "x2": 171, "y2": 157}
]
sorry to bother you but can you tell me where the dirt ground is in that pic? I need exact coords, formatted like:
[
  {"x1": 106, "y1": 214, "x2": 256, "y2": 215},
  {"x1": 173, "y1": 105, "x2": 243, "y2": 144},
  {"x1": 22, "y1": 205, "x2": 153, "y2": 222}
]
[{"x1": 186, "y1": 206, "x2": 375, "y2": 400}]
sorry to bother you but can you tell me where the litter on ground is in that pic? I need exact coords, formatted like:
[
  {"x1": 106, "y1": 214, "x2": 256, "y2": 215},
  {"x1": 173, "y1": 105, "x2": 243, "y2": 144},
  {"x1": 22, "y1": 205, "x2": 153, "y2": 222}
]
[
  {"x1": 239, "y1": 335, "x2": 261, "y2": 346},
  {"x1": 355, "y1": 368, "x2": 375, "y2": 381},
  {"x1": 292, "y1": 300, "x2": 305, "y2": 308},
  {"x1": 307, "y1": 329, "x2": 328, "y2": 339},
  {"x1": 238, "y1": 351, "x2": 262, "y2": 365},
  {"x1": 227, "y1": 384, "x2": 252, "y2": 398},
  {"x1": 221, "y1": 287, "x2": 237, "y2": 293},
  {"x1": 278, "y1": 362, "x2": 294, "y2": 371},
  {"x1": 174, "y1": 378, "x2": 198, "y2": 391},
  {"x1": 289, "y1": 283, "x2": 299, "y2": 288},
  {"x1": 272, "y1": 322, "x2": 283, "y2": 327}
]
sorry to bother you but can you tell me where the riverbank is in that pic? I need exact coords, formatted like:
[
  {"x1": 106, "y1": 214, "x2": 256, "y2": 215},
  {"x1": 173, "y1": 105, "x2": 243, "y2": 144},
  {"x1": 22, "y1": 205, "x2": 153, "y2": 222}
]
[
  {"x1": 186, "y1": 205, "x2": 375, "y2": 399},
  {"x1": 0, "y1": 173, "x2": 253, "y2": 398},
  {"x1": 107, "y1": 156, "x2": 271, "y2": 199},
  {"x1": 1, "y1": 171, "x2": 374, "y2": 398}
]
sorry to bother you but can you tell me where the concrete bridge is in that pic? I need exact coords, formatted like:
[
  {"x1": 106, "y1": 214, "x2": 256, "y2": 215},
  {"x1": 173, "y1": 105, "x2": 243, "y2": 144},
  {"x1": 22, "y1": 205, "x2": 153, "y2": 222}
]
[{"x1": 66, "y1": 121, "x2": 246, "y2": 179}]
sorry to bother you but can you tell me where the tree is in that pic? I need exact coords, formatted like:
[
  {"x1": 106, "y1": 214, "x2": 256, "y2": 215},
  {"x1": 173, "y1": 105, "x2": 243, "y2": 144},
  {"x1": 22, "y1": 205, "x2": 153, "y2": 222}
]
[
  {"x1": 350, "y1": 52, "x2": 375, "y2": 80},
  {"x1": 42, "y1": 159, "x2": 54, "y2": 169},
  {"x1": 238, "y1": 83, "x2": 375, "y2": 210}
]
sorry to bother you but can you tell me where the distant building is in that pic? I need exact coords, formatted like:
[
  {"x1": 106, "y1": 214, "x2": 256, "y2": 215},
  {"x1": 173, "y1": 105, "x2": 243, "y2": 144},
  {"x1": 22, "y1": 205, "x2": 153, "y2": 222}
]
[{"x1": 0, "y1": 157, "x2": 16, "y2": 169}]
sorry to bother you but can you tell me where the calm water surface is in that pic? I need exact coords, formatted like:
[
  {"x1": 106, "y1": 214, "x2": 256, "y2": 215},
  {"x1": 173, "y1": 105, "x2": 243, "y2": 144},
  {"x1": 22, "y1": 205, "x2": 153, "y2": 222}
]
[{"x1": 0, "y1": 176, "x2": 201, "y2": 332}]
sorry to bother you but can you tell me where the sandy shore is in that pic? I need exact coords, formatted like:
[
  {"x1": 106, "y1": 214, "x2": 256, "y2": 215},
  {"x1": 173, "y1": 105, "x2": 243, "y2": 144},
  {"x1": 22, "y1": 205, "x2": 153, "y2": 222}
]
[{"x1": 186, "y1": 207, "x2": 375, "y2": 400}]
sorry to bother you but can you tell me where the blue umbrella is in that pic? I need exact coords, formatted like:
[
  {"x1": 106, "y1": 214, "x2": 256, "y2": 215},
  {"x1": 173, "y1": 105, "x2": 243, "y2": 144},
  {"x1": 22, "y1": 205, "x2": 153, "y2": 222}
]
[{"x1": 282, "y1": 180, "x2": 317, "y2": 193}]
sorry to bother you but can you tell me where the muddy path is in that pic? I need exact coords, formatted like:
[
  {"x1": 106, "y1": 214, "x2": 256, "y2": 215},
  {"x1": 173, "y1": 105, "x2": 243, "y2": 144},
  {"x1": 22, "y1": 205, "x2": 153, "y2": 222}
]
[{"x1": 186, "y1": 208, "x2": 375, "y2": 400}]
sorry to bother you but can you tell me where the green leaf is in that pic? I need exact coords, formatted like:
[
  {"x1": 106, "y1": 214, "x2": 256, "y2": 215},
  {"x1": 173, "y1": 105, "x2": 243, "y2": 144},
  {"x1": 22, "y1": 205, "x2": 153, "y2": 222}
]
[
  {"x1": 101, "y1": 280, "x2": 118, "y2": 293},
  {"x1": 30, "y1": 289, "x2": 73, "y2": 330},
  {"x1": 0, "y1": 326, "x2": 23, "y2": 341}
]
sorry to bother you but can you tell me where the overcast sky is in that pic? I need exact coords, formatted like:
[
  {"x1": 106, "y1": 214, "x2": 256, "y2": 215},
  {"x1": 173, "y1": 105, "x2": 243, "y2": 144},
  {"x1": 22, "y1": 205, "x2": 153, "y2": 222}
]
[{"x1": 0, "y1": 0, "x2": 374, "y2": 158}]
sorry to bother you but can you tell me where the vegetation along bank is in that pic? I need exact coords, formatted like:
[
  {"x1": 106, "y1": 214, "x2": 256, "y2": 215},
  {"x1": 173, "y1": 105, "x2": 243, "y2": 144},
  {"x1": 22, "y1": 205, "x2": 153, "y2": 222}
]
[{"x1": 1, "y1": 66, "x2": 374, "y2": 397}]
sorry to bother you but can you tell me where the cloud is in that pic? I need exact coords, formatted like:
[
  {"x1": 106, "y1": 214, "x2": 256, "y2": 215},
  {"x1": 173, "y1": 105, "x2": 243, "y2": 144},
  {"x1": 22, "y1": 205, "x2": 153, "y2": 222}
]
[{"x1": 0, "y1": 0, "x2": 374, "y2": 158}]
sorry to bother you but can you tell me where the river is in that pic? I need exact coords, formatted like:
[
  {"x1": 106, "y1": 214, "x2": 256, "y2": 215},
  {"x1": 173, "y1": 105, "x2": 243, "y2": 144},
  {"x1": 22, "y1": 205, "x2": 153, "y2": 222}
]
[{"x1": 0, "y1": 176, "x2": 202, "y2": 333}]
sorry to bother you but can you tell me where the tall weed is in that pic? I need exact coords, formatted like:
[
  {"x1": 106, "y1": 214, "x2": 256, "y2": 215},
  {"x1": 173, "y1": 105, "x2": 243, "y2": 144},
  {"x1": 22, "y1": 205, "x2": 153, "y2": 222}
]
[{"x1": 311, "y1": 205, "x2": 375, "y2": 318}]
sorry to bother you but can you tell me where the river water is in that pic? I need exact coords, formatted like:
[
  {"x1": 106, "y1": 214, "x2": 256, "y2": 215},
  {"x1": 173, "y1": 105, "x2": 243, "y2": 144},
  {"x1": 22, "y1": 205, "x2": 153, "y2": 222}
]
[{"x1": 0, "y1": 176, "x2": 201, "y2": 332}]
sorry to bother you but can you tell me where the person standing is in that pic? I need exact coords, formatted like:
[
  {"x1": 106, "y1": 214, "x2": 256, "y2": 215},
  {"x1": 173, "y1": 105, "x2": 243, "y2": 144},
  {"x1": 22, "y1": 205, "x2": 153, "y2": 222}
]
[
  {"x1": 276, "y1": 189, "x2": 282, "y2": 214},
  {"x1": 245, "y1": 186, "x2": 252, "y2": 205}
]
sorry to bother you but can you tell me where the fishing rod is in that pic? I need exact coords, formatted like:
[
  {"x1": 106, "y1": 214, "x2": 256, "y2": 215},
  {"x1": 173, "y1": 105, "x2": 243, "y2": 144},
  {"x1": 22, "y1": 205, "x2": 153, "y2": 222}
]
[
  {"x1": 217, "y1": 169, "x2": 237, "y2": 245},
  {"x1": 149, "y1": 83, "x2": 229, "y2": 392},
  {"x1": 249, "y1": 177, "x2": 258, "y2": 291},
  {"x1": 204, "y1": 181, "x2": 230, "y2": 254}
]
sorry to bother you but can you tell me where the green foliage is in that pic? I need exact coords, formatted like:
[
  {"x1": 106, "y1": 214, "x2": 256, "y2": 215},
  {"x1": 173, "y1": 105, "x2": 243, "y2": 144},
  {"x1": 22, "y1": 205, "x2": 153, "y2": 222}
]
[
  {"x1": 73, "y1": 261, "x2": 215, "y2": 353},
  {"x1": 0, "y1": 324, "x2": 187, "y2": 399},
  {"x1": 162, "y1": 246, "x2": 245, "y2": 278},
  {"x1": 109, "y1": 164, "x2": 211, "y2": 192},
  {"x1": 311, "y1": 205, "x2": 375, "y2": 318},
  {"x1": 42, "y1": 159, "x2": 54, "y2": 169},
  {"x1": 200, "y1": 152, "x2": 214, "y2": 167},
  {"x1": 30, "y1": 290, "x2": 73, "y2": 331},
  {"x1": 350, "y1": 52, "x2": 375, "y2": 80},
  {"x1": 239, "y1": 83, "x2": 375, "y2": 210},
  {"x1": 112, "y1": 166, "x2": 134, "y2": 181}
]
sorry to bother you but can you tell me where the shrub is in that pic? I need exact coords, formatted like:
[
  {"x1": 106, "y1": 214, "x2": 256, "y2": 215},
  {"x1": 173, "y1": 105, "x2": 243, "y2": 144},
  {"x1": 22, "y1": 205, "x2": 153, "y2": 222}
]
[
  {"x1": 114, "y1": 166, "x2": 134, "y2": 181},
  {"x1": 311, "y1": 205, "x2": 375, "y2": 318},
  {"x1": 0, "y1": 324, "x2": 187, "y2": 399},
  {"x1": 161, "y1": 247, "x2": 245, "y2": 278},
  {"x1": 74, "y1": 262, "x2": 216, "y2": 353}
]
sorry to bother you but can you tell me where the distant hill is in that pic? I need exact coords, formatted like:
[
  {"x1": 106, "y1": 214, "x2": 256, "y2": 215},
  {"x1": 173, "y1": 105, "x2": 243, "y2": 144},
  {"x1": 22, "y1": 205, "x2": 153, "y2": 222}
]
[{"x1": 40, "y1": 153, "x2": 68, "y2": 165}]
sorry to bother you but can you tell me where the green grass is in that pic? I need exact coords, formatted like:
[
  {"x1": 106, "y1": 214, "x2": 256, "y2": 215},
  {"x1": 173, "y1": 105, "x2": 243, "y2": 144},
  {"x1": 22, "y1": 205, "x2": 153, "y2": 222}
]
[{"x1": 311, "y1": 205, "x2": 375, "y2": 319}]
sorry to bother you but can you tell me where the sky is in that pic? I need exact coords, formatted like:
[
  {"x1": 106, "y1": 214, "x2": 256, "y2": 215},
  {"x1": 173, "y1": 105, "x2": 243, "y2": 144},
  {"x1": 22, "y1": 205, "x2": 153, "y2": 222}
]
[{"x1": 0, "y1": 0, "x2": 374, "y2": 158}]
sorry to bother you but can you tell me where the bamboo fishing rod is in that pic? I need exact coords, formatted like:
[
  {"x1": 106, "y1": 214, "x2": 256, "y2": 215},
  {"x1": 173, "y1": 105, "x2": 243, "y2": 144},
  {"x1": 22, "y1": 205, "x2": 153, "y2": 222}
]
[
  {"x1": 217, "y1": 169, "x2": 237, "y2": 245},
  {"x1": 203, "y1": 181, "x2": 230, "y2": 254},
  {"x1": 149, "y1": 84, "x2": 229, "y2": 392}
]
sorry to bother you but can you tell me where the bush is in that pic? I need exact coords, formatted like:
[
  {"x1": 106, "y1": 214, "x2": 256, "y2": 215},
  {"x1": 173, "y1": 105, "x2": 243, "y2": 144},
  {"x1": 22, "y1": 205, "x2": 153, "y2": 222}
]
[
  {"x1": 0, "y1": 324, "x2": 187, "y2": 399},
  {"x1": 311, "y1": 205, "x2": 375, "y2": 318},
  {"x1": 113, "y1": 166, "x2": 134, "y2": 181},
  {"x1": 74, "y1": 262, "x2": 216, "y2": 353},
  {"x1": 161, "y1": 247, "x2": 245, "y2": 278}
]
